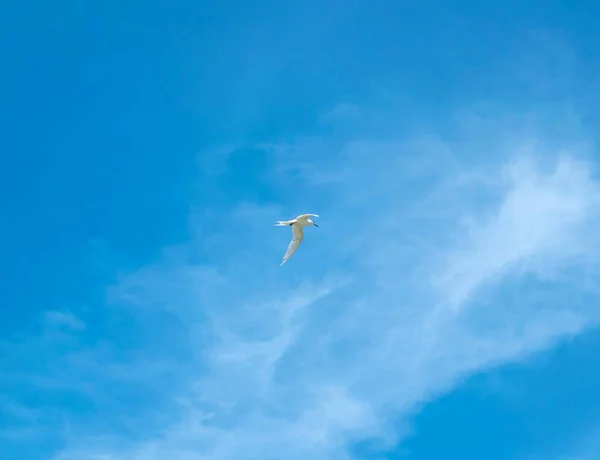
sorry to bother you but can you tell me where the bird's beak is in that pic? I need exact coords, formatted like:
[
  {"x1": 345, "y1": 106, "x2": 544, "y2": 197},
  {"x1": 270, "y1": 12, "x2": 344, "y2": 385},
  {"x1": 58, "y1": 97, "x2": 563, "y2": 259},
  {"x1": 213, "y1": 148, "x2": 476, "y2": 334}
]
[{"x1": 314, "y1": 223, "x2": 319, "y2": 228}]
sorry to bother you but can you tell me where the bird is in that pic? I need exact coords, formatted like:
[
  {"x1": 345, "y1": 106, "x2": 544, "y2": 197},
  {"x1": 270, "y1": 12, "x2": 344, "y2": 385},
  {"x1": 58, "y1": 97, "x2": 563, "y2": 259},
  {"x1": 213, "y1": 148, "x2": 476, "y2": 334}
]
[{"x1": 274, "y1": 213, "x2": 319, "y2": 266}]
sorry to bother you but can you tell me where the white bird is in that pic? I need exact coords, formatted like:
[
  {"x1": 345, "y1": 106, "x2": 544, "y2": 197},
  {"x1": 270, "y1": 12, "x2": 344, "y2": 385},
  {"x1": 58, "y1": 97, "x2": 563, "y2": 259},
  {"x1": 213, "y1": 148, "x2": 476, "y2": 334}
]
[{"x1": 274, "y1": 213, "x2": 319, "y2": 266}]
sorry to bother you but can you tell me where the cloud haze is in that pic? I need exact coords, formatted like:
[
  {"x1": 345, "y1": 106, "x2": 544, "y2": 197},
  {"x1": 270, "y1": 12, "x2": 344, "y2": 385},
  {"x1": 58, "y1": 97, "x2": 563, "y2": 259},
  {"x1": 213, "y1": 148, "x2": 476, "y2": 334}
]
[{"x1": 29, "y1": 111, "x2": 600, "y2": 460}]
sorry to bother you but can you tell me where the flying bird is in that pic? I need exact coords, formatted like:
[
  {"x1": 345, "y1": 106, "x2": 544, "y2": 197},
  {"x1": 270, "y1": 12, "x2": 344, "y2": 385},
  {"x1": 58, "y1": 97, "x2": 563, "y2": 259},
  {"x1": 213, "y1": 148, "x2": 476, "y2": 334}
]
[{"x1": 274, "y1": 213, "x2": 319, "y2": 266}]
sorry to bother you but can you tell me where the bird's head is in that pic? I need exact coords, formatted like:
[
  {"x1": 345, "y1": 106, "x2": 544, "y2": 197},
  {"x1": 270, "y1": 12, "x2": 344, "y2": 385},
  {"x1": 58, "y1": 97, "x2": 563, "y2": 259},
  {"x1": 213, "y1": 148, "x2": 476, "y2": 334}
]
[{"x1": 308, "y1": 219, "x2": 319, "y2": 228}]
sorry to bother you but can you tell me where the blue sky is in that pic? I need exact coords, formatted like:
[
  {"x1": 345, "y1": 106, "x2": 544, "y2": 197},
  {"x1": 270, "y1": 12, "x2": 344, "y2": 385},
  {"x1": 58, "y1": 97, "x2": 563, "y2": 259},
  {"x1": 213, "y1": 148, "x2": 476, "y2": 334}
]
[{"x1": 3, "y1": 1, "x2": 600, "y2": 459}]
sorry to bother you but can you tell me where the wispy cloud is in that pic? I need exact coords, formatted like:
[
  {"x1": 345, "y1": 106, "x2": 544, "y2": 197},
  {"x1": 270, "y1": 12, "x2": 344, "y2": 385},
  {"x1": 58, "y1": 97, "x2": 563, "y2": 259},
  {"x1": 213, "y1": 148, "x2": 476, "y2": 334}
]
[
  {"x1": 5, "y1": 109, "x2": 600, "y2": 460},
  {"x1": 42, "y1": 311, "x2": 86, "y2": 331},
  {"x1": 319, "y1": 103, "x2": 362, "y2": 126},
  {"x1": 433, "y1": 155, "x2": 600, "y2": 310},
  {"x1": 524, "y1": 425, "x2": 600, "y2": 460},
  {"x1": 564, "y1": 427, "x2": 600, "y2": 460}
]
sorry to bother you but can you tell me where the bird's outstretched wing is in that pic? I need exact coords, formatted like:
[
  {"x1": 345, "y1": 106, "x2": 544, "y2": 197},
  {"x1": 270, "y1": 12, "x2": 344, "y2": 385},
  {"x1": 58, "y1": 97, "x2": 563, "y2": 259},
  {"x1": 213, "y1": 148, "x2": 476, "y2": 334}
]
[
  {"x1": 296, "y1": 213, "x2": 319, "y2": 219},
  {"x1": 274, "y1": 219, "x2": 297, "y2": 226},
  {"x1": 281, "y1": 225, "x2": 304, "y2": 266}
]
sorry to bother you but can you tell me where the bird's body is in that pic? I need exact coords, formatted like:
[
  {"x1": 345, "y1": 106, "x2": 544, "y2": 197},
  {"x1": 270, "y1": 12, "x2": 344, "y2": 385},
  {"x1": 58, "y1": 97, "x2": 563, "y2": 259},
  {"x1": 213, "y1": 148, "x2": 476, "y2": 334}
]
[{"x1": 275, "y1": 214, "x2": 319, "y2": 265}]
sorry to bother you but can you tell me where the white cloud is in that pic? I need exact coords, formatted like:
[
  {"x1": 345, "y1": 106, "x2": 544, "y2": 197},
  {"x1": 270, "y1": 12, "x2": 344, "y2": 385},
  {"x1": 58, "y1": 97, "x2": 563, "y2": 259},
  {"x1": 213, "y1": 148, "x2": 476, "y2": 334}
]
[
  {"x1": 433, "y1": 155, "x2": 600, "y2": 310},
  {"x1": 36, "y1": 115, "x2": 600, "y2": 460}
]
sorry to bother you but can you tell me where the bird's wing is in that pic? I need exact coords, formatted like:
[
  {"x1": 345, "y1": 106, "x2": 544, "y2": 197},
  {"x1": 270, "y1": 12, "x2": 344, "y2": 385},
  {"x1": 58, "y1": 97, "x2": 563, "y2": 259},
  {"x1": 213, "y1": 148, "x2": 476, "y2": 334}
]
[
  {"x1": 274, "y1": 218, "x2": 297, "y2": 226},
  {"x1": 296, "y1": 213, "x2": 319, "y2": 219},
  {"x1": 281, "y1": 225, "x2": 304, "y2": 266}
]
